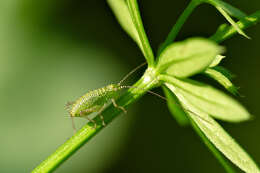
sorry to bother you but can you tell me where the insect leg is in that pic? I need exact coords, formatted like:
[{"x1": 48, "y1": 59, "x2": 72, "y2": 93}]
[
  {"x1": 71, "y1": 116, "x2": 77, "y2": 134},
  {"x1": 111, "y1": 98, "x2": 127, "y2": 114},
  {"x1": 100, "y1": 115, "x2": 105, "y2": 126},
  {"x1": 80, "y1": 110, "x2": 97, "y2": 129},
  {"x1": 97, "y1": 105, "x2": 106, "y2": 126}
]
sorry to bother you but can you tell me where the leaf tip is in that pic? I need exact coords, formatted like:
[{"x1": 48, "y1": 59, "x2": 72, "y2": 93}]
[
  {"x1": 248, "y1": 114, "x2": 255, "y2": 121},
  {"x1": 239, "y1": 31, "x2": 251, "y2": 39},
  {"x1": 227, "y1": 85, "x2": 240, "y2": 96}
]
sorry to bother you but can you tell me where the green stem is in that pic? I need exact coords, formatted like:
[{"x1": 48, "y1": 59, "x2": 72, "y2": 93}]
[
  {"x1": 190, "y1": 119, "x2": 236, "y2": 173},
  {"x1": 157, "y1": 0, "x2": 200, "y2": 55},
  {"x1": 210, "y1": 10, "x2": 260, "y2": 43},
  {"x1": 127, "y1": 0, "x2": 155, "y2": 67},
  {"x1": 32, "y1": 68, "x2": 159, "y2": 173},
  {"x1": 32, "y1": 8, "x2": 260, "y2": 173}
]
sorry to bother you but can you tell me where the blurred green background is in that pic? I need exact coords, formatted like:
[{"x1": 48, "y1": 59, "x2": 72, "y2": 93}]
[{"x1": 0, "y1": 0, "x2": 259, "y2": 172}]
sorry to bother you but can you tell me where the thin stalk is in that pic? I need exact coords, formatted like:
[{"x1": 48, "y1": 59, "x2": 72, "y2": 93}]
[
  {"x1": 127, "y1": 0, "x2": 155, "y2": 67},
  {"x1": 32, "y1": 9, "x2": 260, "y2": 173},
  {"x1": 32, "y1": 68, "x2": 159, "y2": 173},
  {"x1": 158, "y1": 0, "x2": 200, "y2": 55}
]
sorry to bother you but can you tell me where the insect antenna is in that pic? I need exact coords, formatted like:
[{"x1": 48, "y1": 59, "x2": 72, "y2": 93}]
[
  {"x1": 118, "y1": 62, "x2": 147, "y2": 86},
  {"x1": 120, "y1": 85, "x2": 167, "y2": 100},
  {"x1": 120, "y1": 85, "x2": 212, "y2": 125}
]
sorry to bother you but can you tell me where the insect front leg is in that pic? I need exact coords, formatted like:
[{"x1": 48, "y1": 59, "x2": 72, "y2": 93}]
[
  {"x1": 70, "y1": 116, "x2": 77, "y2": 134},
  {"x1": 97, "y1": 104, "x2": 106, "y2": 126},
  {"x1": 80, "y1": 109, "x2": 97, "y2": 129},
  {"x1": 111, "y1": 98, "x2": 127, "y2": 114}
]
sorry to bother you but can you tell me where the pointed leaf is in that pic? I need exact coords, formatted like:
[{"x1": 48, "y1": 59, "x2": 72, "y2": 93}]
[
  {"x1": 163, "y1": 86, "x2": 189, "y2": 126},
  {"x1": 189, "y1": 118, "x2": 237, "y2": 173},
  {"x1": 210, "y1": 11, "x2": 260, "y2": 43},
  {"x1": 206, "y1": 0, "x2": 249, "y2": 38},
  {"x1": 108, "y1": 0, "x2": 152, "y2": 64},
  {"x1": 209, "y1": 55, "x2": 225, "y2": 67},
  {"x1": 107, "y1": 0, "x2": 140, "y2": 45},
  {"x1": 166, "y1": 83, "x2": 260, "y2": 173},
  {"x1": 157, "y1": 38, "x2": 224, "y2": 78},
  {"x1": 204, "y1": 68, "x2": 239, "y2": 95},
  {"x1": 126, "y1": 0, "x2": 155, "y2": 66},
  {"x1": 207, "y1": 0, "x2": 247, "y2": 19},
  {"x1": 216, "y1": 6, "x2": 249, "y2": 39},
  {"x1": 160, "y1": 75, "x2": 251, "y2": 122},
  {"x1": 213, "y1": 66, "x2": 234, "y2": 80}
]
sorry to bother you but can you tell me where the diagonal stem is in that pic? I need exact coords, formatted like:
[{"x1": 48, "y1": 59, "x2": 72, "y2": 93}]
[
  {"x1": 32, "y1": 8, "x2": 260, "y2": 173},
  {"x1": 32, "y1": 68, "x2": 158, "y2": 173},
  {"x1": 157, "y1": 0, "x2": 200, "y2": 55}
]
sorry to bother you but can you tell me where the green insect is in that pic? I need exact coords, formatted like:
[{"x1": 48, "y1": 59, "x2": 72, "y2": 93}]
[
  {"x1": 66, "y1": 63, "x2": 149, "y2": 131},
  {"x1": 66, "y1": 62, "x2": 211, "y2": 132}
]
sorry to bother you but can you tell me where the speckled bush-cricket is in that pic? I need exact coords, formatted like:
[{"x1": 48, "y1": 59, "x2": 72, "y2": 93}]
[
  {"x1": 65, "y1": 63, "x2": 211, "y2": 132},
  {"x1": 66, "y1": 62, "x2": 162, "y2": 131}
]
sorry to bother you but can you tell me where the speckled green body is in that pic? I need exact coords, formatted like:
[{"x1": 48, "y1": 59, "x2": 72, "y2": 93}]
[{"x1": 70, "y1": 84, "x2": 122, "y2": 117}]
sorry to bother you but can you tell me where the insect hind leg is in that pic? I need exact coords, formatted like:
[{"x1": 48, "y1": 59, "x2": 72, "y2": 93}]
[{"x1": 111, "y1": 98, "x2": 127, "y2": 114}]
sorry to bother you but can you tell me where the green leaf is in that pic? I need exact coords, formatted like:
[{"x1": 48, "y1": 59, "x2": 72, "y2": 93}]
[
  {"x1": 107, "y1": 0, "x2": 154, "y2": 66},
  {"x1": 163, "y1": 86, "x2": 189, "y2": 126},
  {"x1": 165, "y1": 81, "x2": 236, "y2": 172},
  {"x1": 206, "y1": 0, "x2": 249, "y2": 38},
  {"x1": 126, "y1": 0, "x2": 155, "y2": 66},
  {"x1": 210, "y1": 11, "x2": 260, "y2": 43},
  {"x1": 204, "y1": 68, "x2": 239, "y2": 95},
  {"x1": 209, "y1": 55, "x2": 225, "y2": 67},
  {"x1": 207, "y1": 0, "x2": 247, "y2": 19},
  {"x1": 160, "y1": 75, "x2": 251, "y2": 122},
  {"x1": 157, "y1": 38, "x2": 224, "y2": 78},
  {"x1": 107, "y1": 0, "x2": 141, "y2": 47},
  {"x1": 216, "y1": 6, "x2": 250, "y2": 39},
  {"x1": 166, "y1": 83, "x2": 260, "y2": 173},
  {"x1": 190, "y1": 118, "x2": 236, "y2": 173},
  {"x1": 213, "y1": 66, "x2": 234, "y2": 80}
]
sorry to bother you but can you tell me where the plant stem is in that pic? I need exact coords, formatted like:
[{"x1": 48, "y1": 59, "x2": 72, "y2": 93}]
[
  {"x1": 32, "y1": 9, "x2": 260, "y2": 173},
  {"x1": 32, "y1": 68, "x2": 159, "y2": 173},
  {"x1": 127, "y1": 0, "x2": 155, "y2": 67},
  {"x1": 157, "y1": 0, "x2": 200, "y2": 55}
]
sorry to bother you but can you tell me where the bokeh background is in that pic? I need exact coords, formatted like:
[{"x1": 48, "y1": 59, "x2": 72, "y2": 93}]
[{"x1": 0, "y1": 0, "x2": 259, "y2": 172}]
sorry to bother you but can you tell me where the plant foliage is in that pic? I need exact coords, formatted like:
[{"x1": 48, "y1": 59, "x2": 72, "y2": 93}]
[{"x1": 33, "y1": 0, "x2": 260, "y2": 172}]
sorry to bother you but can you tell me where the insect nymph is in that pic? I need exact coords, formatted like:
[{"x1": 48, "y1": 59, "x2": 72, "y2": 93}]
[
  {"x1": 66, "y1": 63, "x2": 210, "y2": 132},
  {"x1": 66, "y1": 63, "x2": 147, "y2": 131},
  {"x1": 69, "y1": 84, "x2": 127, "y2": 125}
]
